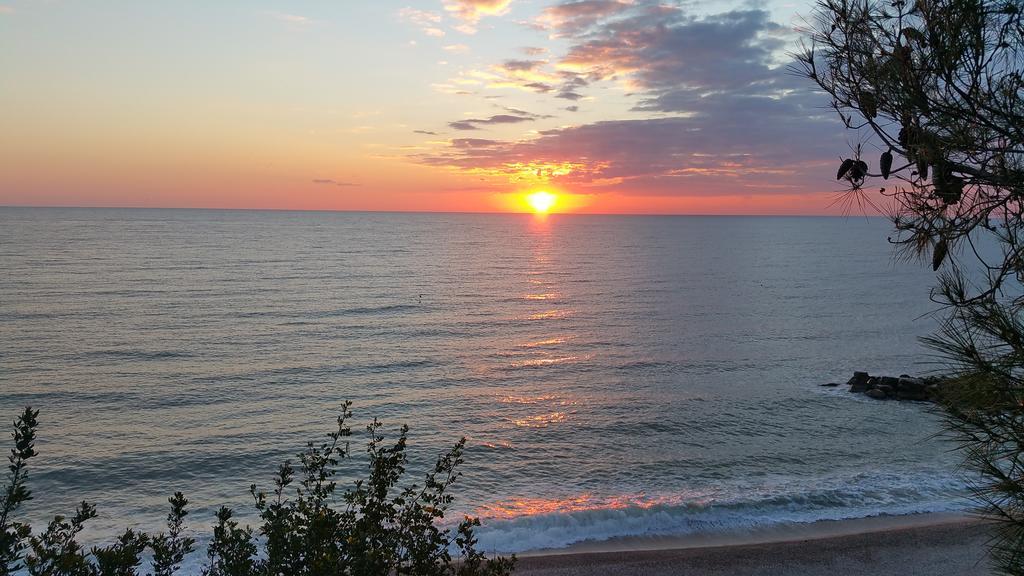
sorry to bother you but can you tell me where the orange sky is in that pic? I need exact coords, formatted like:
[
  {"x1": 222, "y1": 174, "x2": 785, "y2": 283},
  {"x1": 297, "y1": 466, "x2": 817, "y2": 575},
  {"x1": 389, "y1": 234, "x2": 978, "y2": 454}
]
[{"x1": 0, "y1": 0, "x2": 872, "y2": 215}]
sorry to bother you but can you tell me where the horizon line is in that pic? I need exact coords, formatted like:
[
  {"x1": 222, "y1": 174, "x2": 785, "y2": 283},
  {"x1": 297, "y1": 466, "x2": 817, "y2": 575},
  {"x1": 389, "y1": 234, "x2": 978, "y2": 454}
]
[{"x1": 0, "y1": 204, "x2": 887, "y2": 219}]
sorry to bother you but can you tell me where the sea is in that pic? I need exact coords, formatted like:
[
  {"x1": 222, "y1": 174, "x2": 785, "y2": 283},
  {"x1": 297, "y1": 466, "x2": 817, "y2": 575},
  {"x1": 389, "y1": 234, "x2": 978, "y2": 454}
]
[{"x1": 0, "y1": 207, "x2": 969, "y2": 565}]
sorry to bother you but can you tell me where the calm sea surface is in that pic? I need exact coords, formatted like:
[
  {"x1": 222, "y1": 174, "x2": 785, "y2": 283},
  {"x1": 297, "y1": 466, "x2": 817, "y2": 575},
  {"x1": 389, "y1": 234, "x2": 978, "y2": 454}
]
[{"x1": 0, "y1": 208, "x2": 967, "y2": 561}]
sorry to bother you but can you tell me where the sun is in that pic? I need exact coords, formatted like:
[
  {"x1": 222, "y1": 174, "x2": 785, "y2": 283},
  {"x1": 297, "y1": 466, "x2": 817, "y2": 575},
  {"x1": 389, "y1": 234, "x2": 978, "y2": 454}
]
[{"x1": 526, "y1": 191, "x2": 557, "y2": 214}]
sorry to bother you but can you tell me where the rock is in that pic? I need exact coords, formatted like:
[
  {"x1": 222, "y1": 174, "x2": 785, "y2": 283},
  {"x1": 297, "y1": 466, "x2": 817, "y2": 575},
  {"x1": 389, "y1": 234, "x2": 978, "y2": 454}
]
[
  {"x1": 847, "y1": 371, "x2": 870, "y2": 392},
  {"x1": 880, "y1": 376, "x2": 900, "y2": 389},
  {"x1": 865, "y1": 388, "x2": 888, "y2": 400},
  {"x1": 835, "y1": 371, "x2": 947, "y2": 403},
  {"x1": 849, "y1": 371, "x2": 870, "y2": 382},
  {"x1": 897, "y1": 376, "x2": 924, "y2": 392},
  {"x1": 898, "y1": 376, "x2": 925, "y2": 389},
  {"x1": 820, "y1": 382, "x2": 840, "y2": 387}
]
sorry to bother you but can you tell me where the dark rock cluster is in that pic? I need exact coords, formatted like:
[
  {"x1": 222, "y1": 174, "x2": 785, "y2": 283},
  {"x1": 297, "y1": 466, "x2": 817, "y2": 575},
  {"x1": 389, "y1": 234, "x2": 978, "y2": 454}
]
[{"x1": 823, "y1": 371, "x2": 945, "y2": 402}]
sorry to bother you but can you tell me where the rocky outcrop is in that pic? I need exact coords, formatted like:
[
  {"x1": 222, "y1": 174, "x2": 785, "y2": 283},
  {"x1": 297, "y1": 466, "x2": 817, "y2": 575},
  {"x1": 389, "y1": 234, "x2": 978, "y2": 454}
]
[
  {"x1": 865, "y1": 388, "x2": 888, "y2": 400},
  {"x1": 847, "y1": 371, "x2": 870, "y2": 392},
  {"x1": 833, "y1": 371, "x2": 945, "y2": 402}
]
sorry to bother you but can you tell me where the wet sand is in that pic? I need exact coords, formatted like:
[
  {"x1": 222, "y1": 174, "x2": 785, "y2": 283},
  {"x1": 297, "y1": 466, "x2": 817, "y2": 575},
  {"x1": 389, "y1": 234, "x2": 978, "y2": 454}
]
[{"x1": 514, "y1": 515, "x2": 991, "y2": 575}]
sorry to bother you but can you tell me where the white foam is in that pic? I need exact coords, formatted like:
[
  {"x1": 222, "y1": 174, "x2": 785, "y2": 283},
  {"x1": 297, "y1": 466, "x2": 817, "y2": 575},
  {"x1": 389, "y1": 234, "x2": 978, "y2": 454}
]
[{"x1": 470, "y1": 469, "x2": 969, "y2": 553}]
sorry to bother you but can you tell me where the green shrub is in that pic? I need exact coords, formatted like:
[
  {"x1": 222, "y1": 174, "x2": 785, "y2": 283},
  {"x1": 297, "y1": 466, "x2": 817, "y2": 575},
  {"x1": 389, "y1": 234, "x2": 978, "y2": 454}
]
[{"x1": 0, "y1": 404, "x2": 515, "y2": 576}]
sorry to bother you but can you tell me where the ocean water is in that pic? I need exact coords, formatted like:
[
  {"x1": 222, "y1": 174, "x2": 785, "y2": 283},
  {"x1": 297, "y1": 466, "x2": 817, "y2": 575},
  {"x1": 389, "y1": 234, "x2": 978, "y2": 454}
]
[{"x1": 0, "y1": 208, "x2": 967, "y2": 562}]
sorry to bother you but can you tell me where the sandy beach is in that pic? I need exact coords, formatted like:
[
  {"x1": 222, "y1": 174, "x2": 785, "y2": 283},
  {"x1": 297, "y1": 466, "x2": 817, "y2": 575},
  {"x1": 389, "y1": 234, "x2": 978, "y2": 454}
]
[{"x1": 514, "y1": 514, "x2": 991, "y2": 576}]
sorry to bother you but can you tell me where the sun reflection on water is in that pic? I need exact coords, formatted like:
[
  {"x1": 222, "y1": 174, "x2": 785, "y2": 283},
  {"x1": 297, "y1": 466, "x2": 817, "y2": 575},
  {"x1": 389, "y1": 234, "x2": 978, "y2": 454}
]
[
  {"x1": 526, "y1": 309, "x2": 574, "y2": 320},
  {"x1": 522, "y1": 293, "x2": 559, "y2": 300},
  {"x1": 518, "y1": 336, "x2": 570, "y2": 347},
  {"x1": 499, "y1": 394, "x2": 577, "y2": 405},
  {"x1": 511, "y1": 411, "x2": 570, "y2": 428},
  {"x1": 484, "y1": 215, "x2": 590, "y2": 435},
  {"x1": 498, "y1": 393, "x2": 579, "y2": 427},
  {"x1": 474, "y1": 493, "x2": 704, "y2": 521},
  {"x1": 508, "y1": 355, "x2": 588, "y2": 369}
]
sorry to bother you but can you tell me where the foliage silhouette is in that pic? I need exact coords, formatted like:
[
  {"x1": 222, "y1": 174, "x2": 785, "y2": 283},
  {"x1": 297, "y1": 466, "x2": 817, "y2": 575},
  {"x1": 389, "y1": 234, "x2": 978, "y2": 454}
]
[
  {"x1": 0, "y1": 404, "x2": 515, "y2": 576},
  {"x1": 1, "y1": 408, "x2": 37, "y2": 575},
  {"x1": 797, "y1": 0, "x2": 1024, "y2": 572}
]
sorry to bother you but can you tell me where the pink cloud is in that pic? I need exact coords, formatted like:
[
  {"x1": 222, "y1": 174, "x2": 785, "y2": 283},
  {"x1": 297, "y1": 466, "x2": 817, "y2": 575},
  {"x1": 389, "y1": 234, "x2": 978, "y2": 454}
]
[
  {"x1": 536, "y1": 0, "x2": 634, "y2": 35},
  {"x1": 443, "y1": 0, "x2": 513, "y2": 33}
]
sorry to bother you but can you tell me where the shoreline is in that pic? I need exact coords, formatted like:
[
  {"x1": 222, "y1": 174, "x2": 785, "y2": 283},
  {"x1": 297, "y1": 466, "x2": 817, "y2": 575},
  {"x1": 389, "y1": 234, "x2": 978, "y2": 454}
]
[{"x1": 514, "y1": 513, "x2": 991, "y2": 575}]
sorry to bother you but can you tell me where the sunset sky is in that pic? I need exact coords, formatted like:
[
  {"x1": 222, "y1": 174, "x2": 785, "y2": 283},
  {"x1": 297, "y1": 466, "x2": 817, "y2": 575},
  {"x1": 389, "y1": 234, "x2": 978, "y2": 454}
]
[{"x1": 0, "y1": 0, "x2": 861, "y2": 214}]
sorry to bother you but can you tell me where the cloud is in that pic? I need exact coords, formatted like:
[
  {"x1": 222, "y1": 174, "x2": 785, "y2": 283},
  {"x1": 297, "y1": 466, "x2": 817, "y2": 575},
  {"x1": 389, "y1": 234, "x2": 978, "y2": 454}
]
[
  {"x1": 416, "y1": 2, "x2": 845, "y2": 197},
  {"x1": 500, "y1": 59, "x2": 546, "y2": 72},
  {"x1": 312, "y1": 179, "x2": 360, "y2": 187},
  {"x1": 535, "y1": 0, "x2": 634, "y2": 35},
  {"x1": 451, "y1": 53, "x2": 594, "y2": 98},
  {"x1": 449, "y1": 114, "x2": 537, "y2": 131},
  {"x1": 443, "y1": 0, "x2": 513, "y2": 33},
  {"x1": 0, "y1": 5, "x2": 13, "y2": 14},
  {"x1": 447, "y1": 106, "x2": 550, "y2": 131},
  {"x1": 443, "y1": 43, "x2": 471, "y2": 53},
  {"x1": 502, "y1": 107, "x2": 547, "y2": 118},
  {"x1": 398, "y1": 7, "x2": 446, "y2": 37},
  {"x1": 452, "y1": 138, "x2": 502, "y2": 148},
  {"x1": 452, "y1": 59, "x2": 586, "y2": 96},
  {"x1": 414, "y1": 130, "x2": 439, "y2": 135},
  {"x1": 522, "y1": 82, "x2": 554, "y2": 93},
  {"x1": 560, "y1": 8, "x2": 790, "y2": 95},
  {"x1": 420, "y1": 110, "x2": 840, "y2": 194}
]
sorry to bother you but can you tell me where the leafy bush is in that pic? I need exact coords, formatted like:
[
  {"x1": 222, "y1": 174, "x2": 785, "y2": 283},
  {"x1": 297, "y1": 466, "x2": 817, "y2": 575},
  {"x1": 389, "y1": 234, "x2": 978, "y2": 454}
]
[{"x1": 0, "y1": 403, "x2": 515, "y2": 576}]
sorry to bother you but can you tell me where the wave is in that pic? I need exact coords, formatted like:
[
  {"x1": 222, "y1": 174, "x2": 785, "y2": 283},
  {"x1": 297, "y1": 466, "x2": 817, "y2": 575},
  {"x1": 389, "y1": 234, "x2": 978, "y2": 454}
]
[
  {"x1": 81, "y1": 349, "x2": 194, "y2": 361},
  {"x1": 226, "y1": 303, "x2": 422, "y2": 320},
  {"x1": 469, "y1": 469, "x2": 969, "y2": 553},
  {"x1": 328, "y1": 304, "x2": 421, "y2": 316}
]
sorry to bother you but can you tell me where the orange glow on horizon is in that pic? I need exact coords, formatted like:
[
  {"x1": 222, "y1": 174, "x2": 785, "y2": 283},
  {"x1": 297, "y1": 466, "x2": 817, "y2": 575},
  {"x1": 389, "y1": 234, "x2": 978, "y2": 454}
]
[{"x1": 496, "y1": 189, "x2": 594, "y2": 214}]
